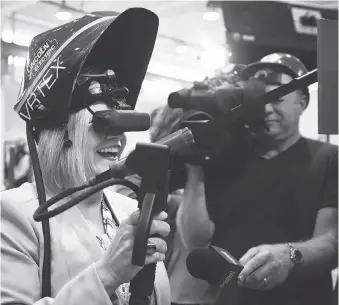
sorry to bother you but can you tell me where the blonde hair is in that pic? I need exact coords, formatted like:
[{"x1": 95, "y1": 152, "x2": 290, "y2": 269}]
[
  {"x1": 149, "y1": 105, "x2": 184, "y2": 143},
  {"x1": 37, "y1": 109, "x2": 97, "y2": 195}
]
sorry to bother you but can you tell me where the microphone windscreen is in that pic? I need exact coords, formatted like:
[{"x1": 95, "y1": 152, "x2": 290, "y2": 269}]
[{"x1": 186, "y1": 248, "x2": 225, "y2": 284}]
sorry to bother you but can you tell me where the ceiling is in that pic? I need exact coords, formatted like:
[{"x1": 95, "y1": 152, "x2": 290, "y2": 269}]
[
  {"x1": 1, "y1": 0, "x2": 337, "y2": 142},
  {"x1": 1, "y1": 1, "x2": 226, "y2": 44},
  {"x1": 1, "y1": 0, "x2": 338, "y2": 82},
  {"x1": 1, "y1": 0, "x2": 229, "y2": 82}
]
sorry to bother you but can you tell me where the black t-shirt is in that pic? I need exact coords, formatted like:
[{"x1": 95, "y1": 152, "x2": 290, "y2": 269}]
[{"x1": 204, "y1": 137, "x2": 338, "y2": 305}]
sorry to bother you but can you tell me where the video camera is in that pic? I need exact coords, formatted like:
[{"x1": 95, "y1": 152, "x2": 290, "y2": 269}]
[{"x1": 166, "y1": 64, "x2": 266, "y2": 165}]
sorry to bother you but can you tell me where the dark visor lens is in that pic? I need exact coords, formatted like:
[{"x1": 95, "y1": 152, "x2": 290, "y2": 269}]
[{"x1": 92, "y1": 110, "x2": 151, "y2": 133}]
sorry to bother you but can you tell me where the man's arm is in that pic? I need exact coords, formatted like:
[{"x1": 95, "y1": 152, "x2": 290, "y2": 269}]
[
  {"x1": 291, "y1": 206, "x2": 338, "y2": 273},
  {"x1": 176, "y1": 165, "x2": 215, "y2": 250},
  {"x1": 238, "y1": 147, "x2": 338, "y2": 290},
  {"x1": 238, "y1": 207, "x2": 337, "y2": 290}
]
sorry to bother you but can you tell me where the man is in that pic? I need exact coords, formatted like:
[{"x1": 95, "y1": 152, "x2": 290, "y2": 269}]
[{"x1": 176, "y1": 53, "x2": 338, "y2": 305}]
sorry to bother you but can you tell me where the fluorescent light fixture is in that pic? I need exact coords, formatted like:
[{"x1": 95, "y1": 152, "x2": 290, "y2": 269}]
[
  {"x1": 200, "y1": 46, "x2": 227, "y2": 77},
  {"x1": 148, "y1": 61, "x2": 205, "y2": 82},
  {"x1": 2, "y1": 30, "x2": 14, "y2": 43},
  {"x1": 242, "y1": 34, "x2": 256, "y2": 41},
  {"x1": 13, "y1": 56, "x2": 26, "y2": 66},
  {"x1": 309, "y1": 82, "x2": 318, "y2": 91},
  {"x1": 13, "y1": 32, "x2": 33, "y2": 47},
  {"x1": 2, "y1": 30, "x2": 33, "y2": 46},
  {"x1": 176, "y1": 45, "x2": 188, "y2": 54},
  {"x1": 8, "y1": 55, "x2": 14, "y2": 65},
  {"x1": 55, "y1": 11, "x2": 72, "y2": 21},
  {"x1": 203, "y1": 11, "x2": 220, "y2": 21}
]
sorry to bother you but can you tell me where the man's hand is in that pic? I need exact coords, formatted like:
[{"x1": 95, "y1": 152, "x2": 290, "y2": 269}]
[{"x1": 237, "y1": 244, "x2": 294, "y2": 290}]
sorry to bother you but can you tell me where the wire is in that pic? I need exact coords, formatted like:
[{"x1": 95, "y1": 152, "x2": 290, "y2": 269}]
[
  {"x1": 34, "y1": 178, "x2": 140, "y2": 221},
  {"x1": 26, "y1": 123, "x2": 51, "y2": 297}
]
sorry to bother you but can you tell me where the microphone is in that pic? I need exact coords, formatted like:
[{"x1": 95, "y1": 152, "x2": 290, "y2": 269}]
[{"x1": 186, "y1": 246, "x2": 243, "y2": 305}]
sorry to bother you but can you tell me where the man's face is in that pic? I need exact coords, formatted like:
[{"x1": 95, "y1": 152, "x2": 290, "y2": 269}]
[{"x1": 253, "y1": 69, "x2": 306, "y2": 141}]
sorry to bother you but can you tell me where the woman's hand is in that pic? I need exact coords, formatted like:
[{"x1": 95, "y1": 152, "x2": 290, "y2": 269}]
[{"x1": 96, "y1": 210, "x2": 170, "y2": 293}]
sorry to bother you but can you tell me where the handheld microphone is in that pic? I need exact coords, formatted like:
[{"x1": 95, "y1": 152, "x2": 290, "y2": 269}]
[{"x1": 186, "y1": 246, "x2": 243, "y2": 305}]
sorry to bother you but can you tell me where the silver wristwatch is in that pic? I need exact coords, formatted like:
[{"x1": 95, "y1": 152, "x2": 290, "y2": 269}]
[{"x1": 286, "y1": 243, "x2": 304, "y2": 265}]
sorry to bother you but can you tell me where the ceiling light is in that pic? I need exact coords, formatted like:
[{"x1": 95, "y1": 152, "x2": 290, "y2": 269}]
[
  {"x1": 200, "y1": 46, "x2": 227, "y2": 77},
  {"x1": 8, "y1": 55, "x2": 14, "y2": 65},
  {"x1": 176, "y1": 45, "x2": 188, "y2": 54},
  {"x1": 309, "y1": 82, "x2": 318, "y2": 91},
  {"x1": 2, "y1": 30, "x2": 14, "y2": 43},
  {"x1": 13, "y1": 56, "x2": 26, "y2": 66},
  {"x1": 148, "y1": 61, "x2": 205, "y2": 82},
  {"x1": 203, "y1": 11, "x2": 220, "y2": 21},
  {"x1": 55, "y1": 11, "x2": 72, "y2": 21},
  {"x1": 13, "y1": 32, "x2": 33, "y2": 47}
]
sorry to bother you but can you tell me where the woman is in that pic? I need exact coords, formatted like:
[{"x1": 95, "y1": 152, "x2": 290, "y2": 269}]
[{"x1": 1, "y1": 8, "x2": 171, "y2": 305}]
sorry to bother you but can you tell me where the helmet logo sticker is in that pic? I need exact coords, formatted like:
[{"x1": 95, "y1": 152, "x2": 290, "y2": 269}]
[
  {"x1": 27, "y1": 39, "x2": 58, "y2": 79},
  {"x1": 15, "y1": 16, "x2": 115, "y2": 115},
  {"x1": 19, "y1": 56, "x2": 66, "y2": 121}
]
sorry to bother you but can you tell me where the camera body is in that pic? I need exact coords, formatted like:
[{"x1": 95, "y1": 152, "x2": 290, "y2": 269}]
[
  {"x1": 166, "y1": 65, "x2": 267, "y2": 190},
  {"x1": 168, "y1": 64, "x2": 266, "y2": 164}
]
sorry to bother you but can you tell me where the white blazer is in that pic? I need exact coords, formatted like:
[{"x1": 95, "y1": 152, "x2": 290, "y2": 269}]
[{"x1": 1, "y1": 183, "x2": 170, "y2": 305}]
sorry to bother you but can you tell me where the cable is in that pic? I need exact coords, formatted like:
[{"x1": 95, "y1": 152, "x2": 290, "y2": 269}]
[
  {"x1": 33, "y1": 178, "x2": 140, "y2": 221},
  {"x1": 26, "y1": 123, "x2": 51, "y2": 297}
]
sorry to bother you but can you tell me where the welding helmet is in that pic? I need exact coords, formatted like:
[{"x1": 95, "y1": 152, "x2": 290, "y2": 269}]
[{"x1": 14, "y1": 8, "x2": 158, "y2": 135}]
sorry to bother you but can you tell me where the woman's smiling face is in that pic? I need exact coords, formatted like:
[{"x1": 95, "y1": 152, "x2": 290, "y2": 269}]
[{"x1": 86, "y1": 102, "x2": 126, "y2": 174}]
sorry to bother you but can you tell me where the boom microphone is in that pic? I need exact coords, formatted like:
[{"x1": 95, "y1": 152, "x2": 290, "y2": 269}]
[
  {"x1": 186, "y1": 246, "x2": 243, "y2": 305},
  {"x1": 186, "y1": 246, "x2": 242, "y2": 284}
]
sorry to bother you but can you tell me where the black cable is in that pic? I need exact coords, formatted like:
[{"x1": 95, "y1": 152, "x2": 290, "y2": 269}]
[
  {"x1": 34, "y1": 178, "x2": 140, "y2": 221},
  {"x1": 26, "y1": 124, "x2": 51, "y2": 297}
]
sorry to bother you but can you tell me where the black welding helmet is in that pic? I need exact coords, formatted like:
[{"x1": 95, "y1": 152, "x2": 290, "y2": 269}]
[{"x1": 14, "y1": 8, "x2": 159, "y2": 131}]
